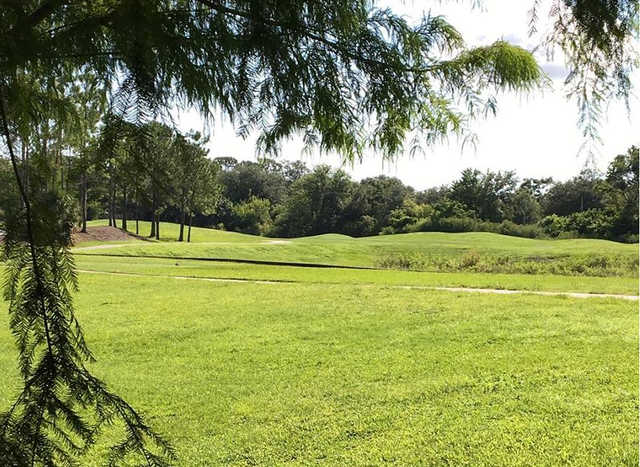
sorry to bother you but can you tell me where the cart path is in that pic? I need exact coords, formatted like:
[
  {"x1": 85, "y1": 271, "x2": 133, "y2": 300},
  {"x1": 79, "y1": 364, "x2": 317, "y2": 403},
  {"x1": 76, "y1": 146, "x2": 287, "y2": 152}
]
[{"x1": 77, "y1": 269, "x2": 639, "y2": 301}]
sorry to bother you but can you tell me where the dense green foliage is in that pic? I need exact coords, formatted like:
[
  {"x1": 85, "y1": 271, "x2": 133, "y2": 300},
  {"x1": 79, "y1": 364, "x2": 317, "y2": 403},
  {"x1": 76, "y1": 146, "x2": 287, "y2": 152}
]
[{"x1": 67, "y1": 145, "x2": 638, "y2": 243}]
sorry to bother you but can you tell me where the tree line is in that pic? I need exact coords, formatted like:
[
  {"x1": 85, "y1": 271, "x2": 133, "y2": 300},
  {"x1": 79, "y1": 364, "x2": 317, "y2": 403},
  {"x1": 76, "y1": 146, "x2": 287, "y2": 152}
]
[
  {"x1": 15, "y1": 135, "x2": 634, "y2": 243},
  {"x1": 211, "y1": 146, "x2": 638, "y2": 242}
]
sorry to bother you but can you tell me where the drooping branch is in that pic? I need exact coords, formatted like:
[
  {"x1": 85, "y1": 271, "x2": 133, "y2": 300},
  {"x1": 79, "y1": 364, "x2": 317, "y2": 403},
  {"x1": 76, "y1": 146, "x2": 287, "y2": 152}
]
[{"x1": 0, "y1": 82, "x2": 55, "y2": 359}]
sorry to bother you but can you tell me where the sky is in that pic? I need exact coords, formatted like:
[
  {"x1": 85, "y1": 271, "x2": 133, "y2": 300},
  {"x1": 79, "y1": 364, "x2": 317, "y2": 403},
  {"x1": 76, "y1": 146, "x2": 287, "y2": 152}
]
[{"x1": 176, "y1": 0, "x2": 639, "y2": 190}]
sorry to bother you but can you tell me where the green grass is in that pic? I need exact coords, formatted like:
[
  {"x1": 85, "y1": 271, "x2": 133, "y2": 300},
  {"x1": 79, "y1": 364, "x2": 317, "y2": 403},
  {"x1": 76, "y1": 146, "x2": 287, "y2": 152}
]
[
  {"x1": 75, "y1": 255, "x2": 639, "y2": 295},
  {"x1": 78, "y1": 221, "x2": 638, "y2": 277},
  {"x1": 1, "y1": 273, "x2": 636, "y2": 465},
  {"x1": 2, "y1": 221, "x2": 633, "y2": 463}
]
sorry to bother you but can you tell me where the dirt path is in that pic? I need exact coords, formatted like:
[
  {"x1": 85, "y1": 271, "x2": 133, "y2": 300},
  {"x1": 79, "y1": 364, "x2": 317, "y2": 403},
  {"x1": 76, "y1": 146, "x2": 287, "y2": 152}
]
[
  {"x1": 77, "y1": 269, "x2": 639, "y2": 301},
  {"x1": 73, "y1": 239, "x2": 291, "y2": 251}
]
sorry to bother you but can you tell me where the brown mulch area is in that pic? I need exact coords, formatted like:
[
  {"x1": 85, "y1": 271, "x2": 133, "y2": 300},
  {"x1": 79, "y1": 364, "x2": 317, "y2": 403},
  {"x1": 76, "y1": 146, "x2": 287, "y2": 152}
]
[{"x1": 72, "y1": 226, "x2": 140, "y2": 245}]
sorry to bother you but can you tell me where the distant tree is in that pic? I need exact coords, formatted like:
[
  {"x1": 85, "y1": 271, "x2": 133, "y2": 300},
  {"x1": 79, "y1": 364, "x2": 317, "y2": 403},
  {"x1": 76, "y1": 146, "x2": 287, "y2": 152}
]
[
  {"x1": 274, "y1": 166, "x2": 355, "y2": 237},
  {"x1": 186, "y1": 158, "x2": 221, "y2": 242},
  {"x1": 144, "y1": 122, "x2": 176, "y2": 240},
  {"x1": 218, "y1": 160, "x2": 287, "y2": 204},
  {"x1": 388, "y1": 199, "x2": 436, "y2": 232},
  {"x1": 599, "y1": 146, "x2": 639, "y2": 236},
  {"x1": 542, "y1": 169, "x2": 604, "y2": 216},
  {"x1": 214, "y1": 156, "x2": 239, "y2": 171},
  {"x1": 507, "y1": 188, "x2": 542, "y2": 225},
  {"x1": 230, "y1": 197, "x2": 273, "y2": 235},
  {"x1": 432, "y1": 198, "x2": 473, "y2": 219},
  {"x1": 519, "y1": 177, "x2": 553, "y2": 200},
  {"x1": 283, "y1": 160, "x2": 310, "y2": 184},
  {"x1": 356, "y1": 176, "x2": 413, "y2": 232},
  {"x1": 415, "y1": 185, "x2": 450, "y2": 205},
  {"x1": 449, "y1": 169, "x2": 518, "y2": 222}
]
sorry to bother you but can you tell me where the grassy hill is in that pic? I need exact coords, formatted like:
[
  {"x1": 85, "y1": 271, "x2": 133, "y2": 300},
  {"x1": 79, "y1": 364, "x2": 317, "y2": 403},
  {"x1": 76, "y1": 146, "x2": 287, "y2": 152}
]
[{"x1": 78, "y1": 221, "x2": 638, "y2": 278}]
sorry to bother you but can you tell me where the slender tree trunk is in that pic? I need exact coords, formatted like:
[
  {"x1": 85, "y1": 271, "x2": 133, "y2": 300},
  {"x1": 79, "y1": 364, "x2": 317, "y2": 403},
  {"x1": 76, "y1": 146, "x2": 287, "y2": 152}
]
[
  {"x1": 80, "y1": 172, "x2": 88, "y2": 233},
  {"x1": 187, "y1": 213, "x2": 193, "y2": 243},
  {"x1": 155, "y1": 217, "x2": 160, "y2": 240},
  {"x1": 178, "y1": 202, "x2": 185, "y2": 242},
  {"x1": 21, "y1": 136, "x2": 29, "y2": 194},
  {"x1": 108, "y1": 185, "x2": 113, "y2": 227},
  {"x1": 108, "y1": 174, "x2": 117, "y2": 228},
  {"x1": 111, "y1": 186, "x2": 117, "y2": 228},
  {"x1": 149, "y1": 193, "x2": 156, "y2": 238},
  {"x1": 122, "y1": 187, "x2": 128, "y2": 231},
  {"x1": 135, "y1": 186, "x2": 139, "y2": 235}
]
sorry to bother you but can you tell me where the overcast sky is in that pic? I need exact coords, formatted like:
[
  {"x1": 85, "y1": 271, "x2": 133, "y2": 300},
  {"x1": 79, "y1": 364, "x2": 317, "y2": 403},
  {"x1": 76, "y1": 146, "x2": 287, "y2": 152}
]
[{"x1": 176, "y1": 0, "x2": 639, "y2": 190}]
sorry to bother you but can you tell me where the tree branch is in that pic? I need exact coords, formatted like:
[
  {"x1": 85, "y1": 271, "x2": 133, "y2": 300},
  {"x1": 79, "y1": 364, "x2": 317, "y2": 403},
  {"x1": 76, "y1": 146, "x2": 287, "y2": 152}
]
[{"x1": 0, "y1": 83, "x2": 55, "y2": 363}]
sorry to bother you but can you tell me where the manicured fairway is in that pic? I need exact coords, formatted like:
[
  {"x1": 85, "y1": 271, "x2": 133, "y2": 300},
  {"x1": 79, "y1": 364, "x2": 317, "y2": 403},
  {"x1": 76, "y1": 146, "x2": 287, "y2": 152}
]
[
  {"x1": 0, "y1": 272, "x2": 637, "y2": 465},
  {"x1": 75, "y1": 255, "x2": 639, "y2": 295},
  {"x1": 1, "y1": 223, "x2": 636, "y2": 464},
  {"x1": 78, "y1": 221, "x2": 638, "y2": 277}
]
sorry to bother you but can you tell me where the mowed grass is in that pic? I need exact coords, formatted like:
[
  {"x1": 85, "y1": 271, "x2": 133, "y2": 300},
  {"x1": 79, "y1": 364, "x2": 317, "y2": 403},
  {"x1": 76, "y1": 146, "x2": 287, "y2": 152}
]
[
  {"x1": 0, "y1": 273, "x2": 637, "y2": 465},
  {"x1": 75, "y1": 255, "x2": 639, "y2": 295},
  {"x1": 78, "y1": 221, "x2": 638, "y2": 277}
]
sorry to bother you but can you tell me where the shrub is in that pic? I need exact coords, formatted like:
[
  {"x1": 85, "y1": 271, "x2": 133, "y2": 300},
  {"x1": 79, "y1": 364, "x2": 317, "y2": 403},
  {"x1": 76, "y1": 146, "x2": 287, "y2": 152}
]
[
  {"x1": 539, "y1": 214, "x2": 569, "y2": 237},
  {"x1": 377, "y1": 253, "x2": 426, "y2": 270},
  {"x1": 230, "y1": 197, "x2": 273, "y2": 235},
  {"x1": 380, "y1": 226, "x2": 396, "y2": 235},
  {"x1": 498, "y1": 220, "x2": 545, "y2": 239},
  {"x1": 565, "y1": 209, "x2": 615, "y2": 237},
  {"x1": 620, "y1": 233, "x2": 639, "y2": 244},
  {"x1": 434, "y1": 217, "x2": 477, "y2": 233},
  {"x1": 460, "y1": 250, "x2": 481, "y2": 268}
]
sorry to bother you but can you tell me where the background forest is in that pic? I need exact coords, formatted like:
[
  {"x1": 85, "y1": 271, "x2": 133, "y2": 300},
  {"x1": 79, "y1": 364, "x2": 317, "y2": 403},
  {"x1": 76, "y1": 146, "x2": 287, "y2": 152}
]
[{"x1": 3, "y1": 131, "x2": 636, "y2": 243}]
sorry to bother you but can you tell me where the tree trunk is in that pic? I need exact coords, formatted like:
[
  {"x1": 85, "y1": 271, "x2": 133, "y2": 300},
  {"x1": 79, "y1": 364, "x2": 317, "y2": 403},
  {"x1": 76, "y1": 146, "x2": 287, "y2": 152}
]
[
  {"x1": 155, "y1": 217, "x2": 160, "y2": 240},
  {"x1": 108, "y1": 183, "x2": 113, "y2": 227},
  {"x1": 149, "y1": 193, "x2": 156, "y2": 238},
  {"x1": 135, "y1": 187, "x2": 139, "y2": 235},
  {"x1": 121, "y1": 187, "x2": 128, "y2": 231},
  {"x1": 21, "y1": 136, "x2": 29, "y2": 194},
  {"x1": 80, "y1": 172, "x2": 88, "y2": 233},
  {"x1": 178, "y1": 204, "x2": 185, "y2": 242},
  {"x1": 109, "y1": 174, "x2": 117, "y2": 228},
  {"x1": 111, "y1": 187, "x2": 117, "y2": 228},
  {"x1": 187, "y1": 213, "x2": 193, "y2": 243}
]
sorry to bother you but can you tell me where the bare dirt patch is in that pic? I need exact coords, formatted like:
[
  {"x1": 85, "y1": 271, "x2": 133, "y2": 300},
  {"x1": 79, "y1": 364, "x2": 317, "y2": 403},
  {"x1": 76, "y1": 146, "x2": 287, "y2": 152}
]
[{"x1": 72, "y1": 226, "x2": 139, "y2": 245}]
